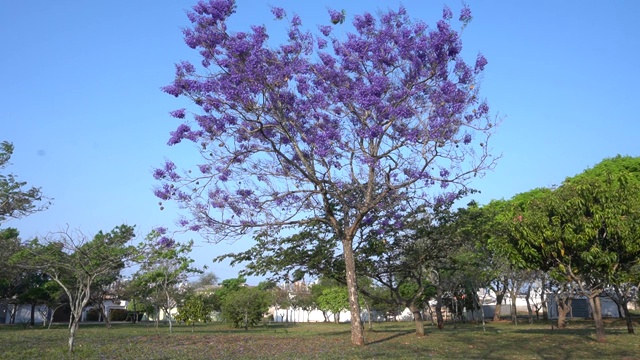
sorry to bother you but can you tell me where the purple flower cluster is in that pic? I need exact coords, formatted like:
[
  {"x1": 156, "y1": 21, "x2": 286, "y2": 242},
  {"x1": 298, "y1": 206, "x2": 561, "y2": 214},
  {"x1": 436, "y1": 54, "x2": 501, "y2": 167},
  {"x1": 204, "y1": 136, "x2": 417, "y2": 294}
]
[{"x1": 154, "y1": 0, "x2": 494, "y2": 238}]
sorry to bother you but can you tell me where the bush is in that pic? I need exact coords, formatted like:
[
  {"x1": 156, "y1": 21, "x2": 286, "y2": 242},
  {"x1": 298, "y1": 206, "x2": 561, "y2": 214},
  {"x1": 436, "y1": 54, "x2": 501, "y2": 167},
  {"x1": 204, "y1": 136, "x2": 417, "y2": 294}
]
[
  {"x1": 86, "y1": 308, "x2": 101, "y2": 321},
  {"x1": 221, "y1": 287, "x2": 269, "y2": 329},
  {"x1": 109, "y1": 309, "x2": 128, "y2": 321}
]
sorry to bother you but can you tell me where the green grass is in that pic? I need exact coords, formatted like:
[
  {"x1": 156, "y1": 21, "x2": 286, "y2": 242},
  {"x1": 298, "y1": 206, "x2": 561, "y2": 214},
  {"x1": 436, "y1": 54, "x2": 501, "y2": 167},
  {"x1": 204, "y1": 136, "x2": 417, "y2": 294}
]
[{"x1": 1, "y1": 318, "x2": 639, "y2": 359}]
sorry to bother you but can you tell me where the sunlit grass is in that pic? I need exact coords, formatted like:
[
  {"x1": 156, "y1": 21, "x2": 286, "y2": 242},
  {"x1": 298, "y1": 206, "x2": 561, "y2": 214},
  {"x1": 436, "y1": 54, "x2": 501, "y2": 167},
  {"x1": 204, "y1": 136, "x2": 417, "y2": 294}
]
[{"x1": 1, "y1": 318, "x2": 638, "y2": 359}]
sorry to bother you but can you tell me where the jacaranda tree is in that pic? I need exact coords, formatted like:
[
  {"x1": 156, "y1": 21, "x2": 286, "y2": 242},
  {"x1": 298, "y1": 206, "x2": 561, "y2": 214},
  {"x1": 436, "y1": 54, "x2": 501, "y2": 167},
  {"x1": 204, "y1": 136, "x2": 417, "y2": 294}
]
[{"x1": 156, "y1": 0, "x2": 496, "y2": 345}]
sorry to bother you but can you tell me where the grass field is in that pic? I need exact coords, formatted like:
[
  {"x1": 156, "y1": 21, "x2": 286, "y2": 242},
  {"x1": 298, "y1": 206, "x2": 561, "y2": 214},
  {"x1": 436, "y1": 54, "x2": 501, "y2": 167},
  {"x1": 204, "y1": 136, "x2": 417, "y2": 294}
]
[{"x1": 1, "y1": 318, "x2": 639, "y2": 359}]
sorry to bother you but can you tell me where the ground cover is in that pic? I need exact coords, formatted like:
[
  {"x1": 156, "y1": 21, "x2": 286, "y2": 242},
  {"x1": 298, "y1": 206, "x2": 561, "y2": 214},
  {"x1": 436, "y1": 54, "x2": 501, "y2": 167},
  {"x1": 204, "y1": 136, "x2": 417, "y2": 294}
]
[{"x1": 1, "y1": 319, "x2": 638, "y2": 359}]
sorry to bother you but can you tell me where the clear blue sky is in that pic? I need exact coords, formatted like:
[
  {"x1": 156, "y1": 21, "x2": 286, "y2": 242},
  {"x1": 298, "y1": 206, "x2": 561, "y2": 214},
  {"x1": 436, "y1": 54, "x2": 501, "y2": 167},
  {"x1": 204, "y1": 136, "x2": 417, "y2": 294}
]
[{"x1": 2, "y1": 1, "x2": 639, "y2": 284}]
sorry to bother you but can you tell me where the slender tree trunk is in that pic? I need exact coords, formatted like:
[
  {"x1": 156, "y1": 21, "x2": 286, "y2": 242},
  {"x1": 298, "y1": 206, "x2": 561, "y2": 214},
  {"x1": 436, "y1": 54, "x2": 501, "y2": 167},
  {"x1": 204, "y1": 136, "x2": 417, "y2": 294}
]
[
  {"x1": 525, "y1": 284, "x2": 533, "y2": 324},
  {"x1": 409, "y1": 304, "x2": 425, "y2": 336},
  {"x1": 99, "y1": 303, "x2": 111, "y2": 329},
  {"x1": 588, "y1": 296, "x2": 606, "y2": 343},
  {"x1": 493, "y1": 292, "x2": 505, "y2": 322},
  {"x1": 541, "y1": 281, "x2": 548, "y2": 320},
  {"x1": 556, "y1": 297, "x2": 571, "y2": 329},
  {"x1": 68, "y1": 310, "x2": 82, "y2": 352},
  {"x1": 342, "y1": 238, "x2": 364, "y2": 346},
  {"x1": 510, "y1": 290, "x2": 518, "y2": 325},
  {"x1": 435, "y1": 289, "x2": 444, "y2": 330},
  {"x1": 30, "y1": 303, "x2": 36, "y2": 326},
  {"x1": 620, "y1": 302, "x2": 634, "y2": 334}
]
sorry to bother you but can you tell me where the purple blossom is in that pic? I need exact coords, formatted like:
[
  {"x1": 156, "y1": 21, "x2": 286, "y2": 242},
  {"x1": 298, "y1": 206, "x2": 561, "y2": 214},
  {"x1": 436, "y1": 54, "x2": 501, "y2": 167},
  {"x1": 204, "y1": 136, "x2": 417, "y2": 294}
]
[
  {"x1": 475, "y1": 53, "x2": 488, "y2": 72},
  {"x1": 155, "y1": 226, "x2": 168, "y2": 235},
  {"x1": 463, "y1": 133, "x2": 472, "y2": 144},
  {"x1": 318, "y1": 25, "x2": 332, "y2": 36},
  {"x1": 439, "y1": 168, "x2": 450, "y2": 178},
  {"x1": 153, "y1": 168, "x2": 165, "y2": 180},
  {"x1": 442, "y1": 6, "x2": 453, "y2": 20},
  {"x1": 459, "y1": 5, "x2": 472, "y2": 24},
  {"x1": 328, "y1": 9, "x2": 345, "y2": 25},
  {"x1": 168, "y1": 124, "x2": 191, "y2": 145},
  {"x1": 170, "y1": 108, "x2": 186, "y2": 119},
  {"x1": 157, "y1": 236, "x2": 175, "y2": 248},
  {"x1": 291, "y1": 14, "x2": 301, "y2": 26},
  {"x1": 271, "y1": 6, "x2": 285, "y2": 20},
  {"x1": 178, "y1": 218, "x2": 190, "y2": 226}
]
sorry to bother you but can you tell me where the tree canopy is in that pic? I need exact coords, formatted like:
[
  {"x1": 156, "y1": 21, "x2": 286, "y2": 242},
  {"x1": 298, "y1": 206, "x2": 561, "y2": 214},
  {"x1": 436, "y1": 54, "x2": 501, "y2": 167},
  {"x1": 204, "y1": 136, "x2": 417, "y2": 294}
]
[{"x1": 156, "y1": 0, "x2": 495, "y2": 345}]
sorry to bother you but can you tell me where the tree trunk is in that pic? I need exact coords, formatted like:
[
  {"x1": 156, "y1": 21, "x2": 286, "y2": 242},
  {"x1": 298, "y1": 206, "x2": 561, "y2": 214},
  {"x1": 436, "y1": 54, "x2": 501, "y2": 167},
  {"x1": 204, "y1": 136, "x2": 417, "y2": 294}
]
[
  {"x1": 30, "y1": 303, "x2": 36, "y2": 326},
  {"x1": 68, "y1": 311, "x2": 82, "y2": 352},
  {"x1": 541, "y1": 280, "x2": 548, "y2": 320},
  {"x1": 409, "y1": 304, "x2": 425, "y2": 336},
  {"x1": 556, "y1": 297, "x2": 571, "y2": 329},
  {"x1": 588, "y1": 296, "x2": 606, "y2": 343},
  {"x1": 525, "y1": 284, "x2": 533, "y2": 324},
  {"x1": 620, "y1": 301, "x2": 634, "y2": 334},
  {"x1": 99, "y1": 303, "x2": 111, "y2": 329},
  {"x1": 435, "y1": 289, "x2": 444, "y2": 330},
  {"x1": 342, "y1": 239, "x2": 364, "y2": 346},
  {"x1": 493, "y1": 292, "x2": 505, "y2": 322},
  {"x1": 510, "y1": 290, "x2": 518, "y2": 325}
]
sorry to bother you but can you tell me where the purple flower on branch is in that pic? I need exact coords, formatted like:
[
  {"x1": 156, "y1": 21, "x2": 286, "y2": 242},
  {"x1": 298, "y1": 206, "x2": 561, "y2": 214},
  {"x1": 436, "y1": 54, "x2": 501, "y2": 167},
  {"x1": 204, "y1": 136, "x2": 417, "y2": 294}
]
[
  {"x1": 271, "y1": 6, "x2": 285, "y2": 20},
  {"x1": 459, "y1": 5, "x2": 472, "y2": 24},
  {"x1": 170, "y1": 108, "x2": 186, "y2": 119},
  {"x1": 328, "y1": 9, "x2": 345, "y2": 25}
]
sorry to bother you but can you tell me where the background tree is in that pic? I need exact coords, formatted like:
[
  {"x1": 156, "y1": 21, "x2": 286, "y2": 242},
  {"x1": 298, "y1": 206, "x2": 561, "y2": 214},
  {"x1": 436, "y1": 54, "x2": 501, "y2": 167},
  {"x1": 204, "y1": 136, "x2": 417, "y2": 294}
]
[
  {"x1": 132, "y1": 230, "x2": 201, "y2": 333},
  {"x1": 505, "y1": 158, "x2": 640, "y2": 342},
  {"x1": 176, "y1": 292, "x2": 218, "y2": 330},
  {"x1": 0, "y1": 141, "x2": 49, "y2": 224},
  {"x1": 156, "y1": 0, "x2": 495, "y2": 345},
  {"x1": 11, "y1": 224, "x2": 136, "y2": 353},
  {"x1": 316, "y1": 286, "x2": 349, "y2": 323}
]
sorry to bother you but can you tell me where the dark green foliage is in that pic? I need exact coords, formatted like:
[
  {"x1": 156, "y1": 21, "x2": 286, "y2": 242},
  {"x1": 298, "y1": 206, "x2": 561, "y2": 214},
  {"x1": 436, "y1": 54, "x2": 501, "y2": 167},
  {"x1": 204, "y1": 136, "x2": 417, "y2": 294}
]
[
  {"x1": 220, "y1": 287, "x2": 269, "y2": 330},
  {"x1": 0, "y1": 141, "x2": 50, "y2": 223}
]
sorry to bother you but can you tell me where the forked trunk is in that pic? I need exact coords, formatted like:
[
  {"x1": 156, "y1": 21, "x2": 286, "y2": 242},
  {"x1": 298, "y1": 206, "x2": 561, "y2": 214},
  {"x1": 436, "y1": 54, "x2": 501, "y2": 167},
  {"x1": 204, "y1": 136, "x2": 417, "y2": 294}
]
[
  {"x1": 409, "y1": 304, "x2": 425, "y2": 336},
  {"x1": 525, "y1": 284, "x2": 533, "y2": 324},
  {"x1": 68, "y1": 310, "x2": 82, "y2": 352},
  {"x1": 587, "y1": 296, "x2": 606, "y2": 343},
  {"x1": 342, "y1": 239, "x2": 364, "y2": 346}
]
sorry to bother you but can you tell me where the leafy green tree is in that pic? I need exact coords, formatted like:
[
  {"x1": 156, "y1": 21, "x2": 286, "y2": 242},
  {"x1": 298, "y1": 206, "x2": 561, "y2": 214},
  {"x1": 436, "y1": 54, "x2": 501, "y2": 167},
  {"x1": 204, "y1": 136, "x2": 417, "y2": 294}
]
[
  {"x1": 12, "y1": 225, "x2": 136, "y2": 352},
  {"x1": 0, "y1": 141, "x2": 50, "y2": 224},
  {"x1": 503, "y1": 159, "x2": 640, "y2": 342},
  {"x1": 176, "y1": 292, "x2": 218, "y2": 330},
  {"x1": 132, "y1": 230, "x2": 201, "y2": 333},
  {"x1": 220, "y1": 286, "x2": 269, "y2": 330},
  {"x1": 316, "y1": 286, "x2": 349, "y2": 323}
]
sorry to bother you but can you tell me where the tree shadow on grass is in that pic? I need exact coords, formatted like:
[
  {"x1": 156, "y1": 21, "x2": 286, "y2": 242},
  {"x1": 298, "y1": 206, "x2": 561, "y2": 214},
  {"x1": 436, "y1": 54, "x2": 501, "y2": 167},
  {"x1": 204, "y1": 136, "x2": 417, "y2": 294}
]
[{"x1": 366, "y1": 330, "x2": 414, "y2": 345}]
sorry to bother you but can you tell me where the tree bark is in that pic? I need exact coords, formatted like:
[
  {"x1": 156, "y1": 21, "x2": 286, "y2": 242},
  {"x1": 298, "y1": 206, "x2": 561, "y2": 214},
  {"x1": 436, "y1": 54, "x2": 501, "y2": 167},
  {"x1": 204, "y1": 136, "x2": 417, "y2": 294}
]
[
  {"x1": 556, "y1": 296, "x2": 571, "y2": 329},
  {"x1": 342, "y1": 239, "x2": 364, "y2": 346},
  {"x1": 435, "y1": 289, "x2": 444, "y2": 330},
  {"x1": 493, "y1": 292, "x2": 505, "y2": 322},
  {"x1": 525, "y1": 284, "x2": 533, "y2": 324},
  {"x1": 588, "y1": 296, "x2": 606, "y2": 343},
  {"x1": 68, "y1": 310, "x2": 82, "y2": 352},
  {"x1": 620, "y1": 301, "x2": 634, "y2": 334},
  {"x1": 409, "y1": 304, "x2": 425, "y2": 336}
]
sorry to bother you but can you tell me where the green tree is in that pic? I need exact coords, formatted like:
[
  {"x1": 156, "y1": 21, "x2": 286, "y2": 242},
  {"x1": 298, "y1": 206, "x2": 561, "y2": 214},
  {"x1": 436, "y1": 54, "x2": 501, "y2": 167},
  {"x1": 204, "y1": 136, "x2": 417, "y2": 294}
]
[
  {"x1": 316, "y1": 286, "x2": 349, "y2": 323},
  {"x1": 12, "y1": 225, "x2": 136, "y2": 352},
  {"x1": 0, "y1": 141, "x2": 50, "y2": 224},
  {"x1": 220, "y1": 287, "x2": 269, "y2": 330},
  {"x1": 132, "y1": 231, "x2": 201, "y2": 333},
  {"x1": 176, "y1": 292, "x2": 218, "y2": 330},
  {"x1": 505, "y1": 160, "x2": 640, "y2": 342}
]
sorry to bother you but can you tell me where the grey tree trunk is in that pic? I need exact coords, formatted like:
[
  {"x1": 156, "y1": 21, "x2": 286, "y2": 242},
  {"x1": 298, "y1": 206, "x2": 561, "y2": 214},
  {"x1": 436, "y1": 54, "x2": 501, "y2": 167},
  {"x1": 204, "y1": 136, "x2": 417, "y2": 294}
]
[
  {"x1": 409, "y1": 304, "x2": 425, "y2": 336},
  {"x1": 342, "y1": 238, "x2": 364, "y2": 345},
  {"x1": 587, "y1": 296, "x2": 606, "y2": 343}
]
